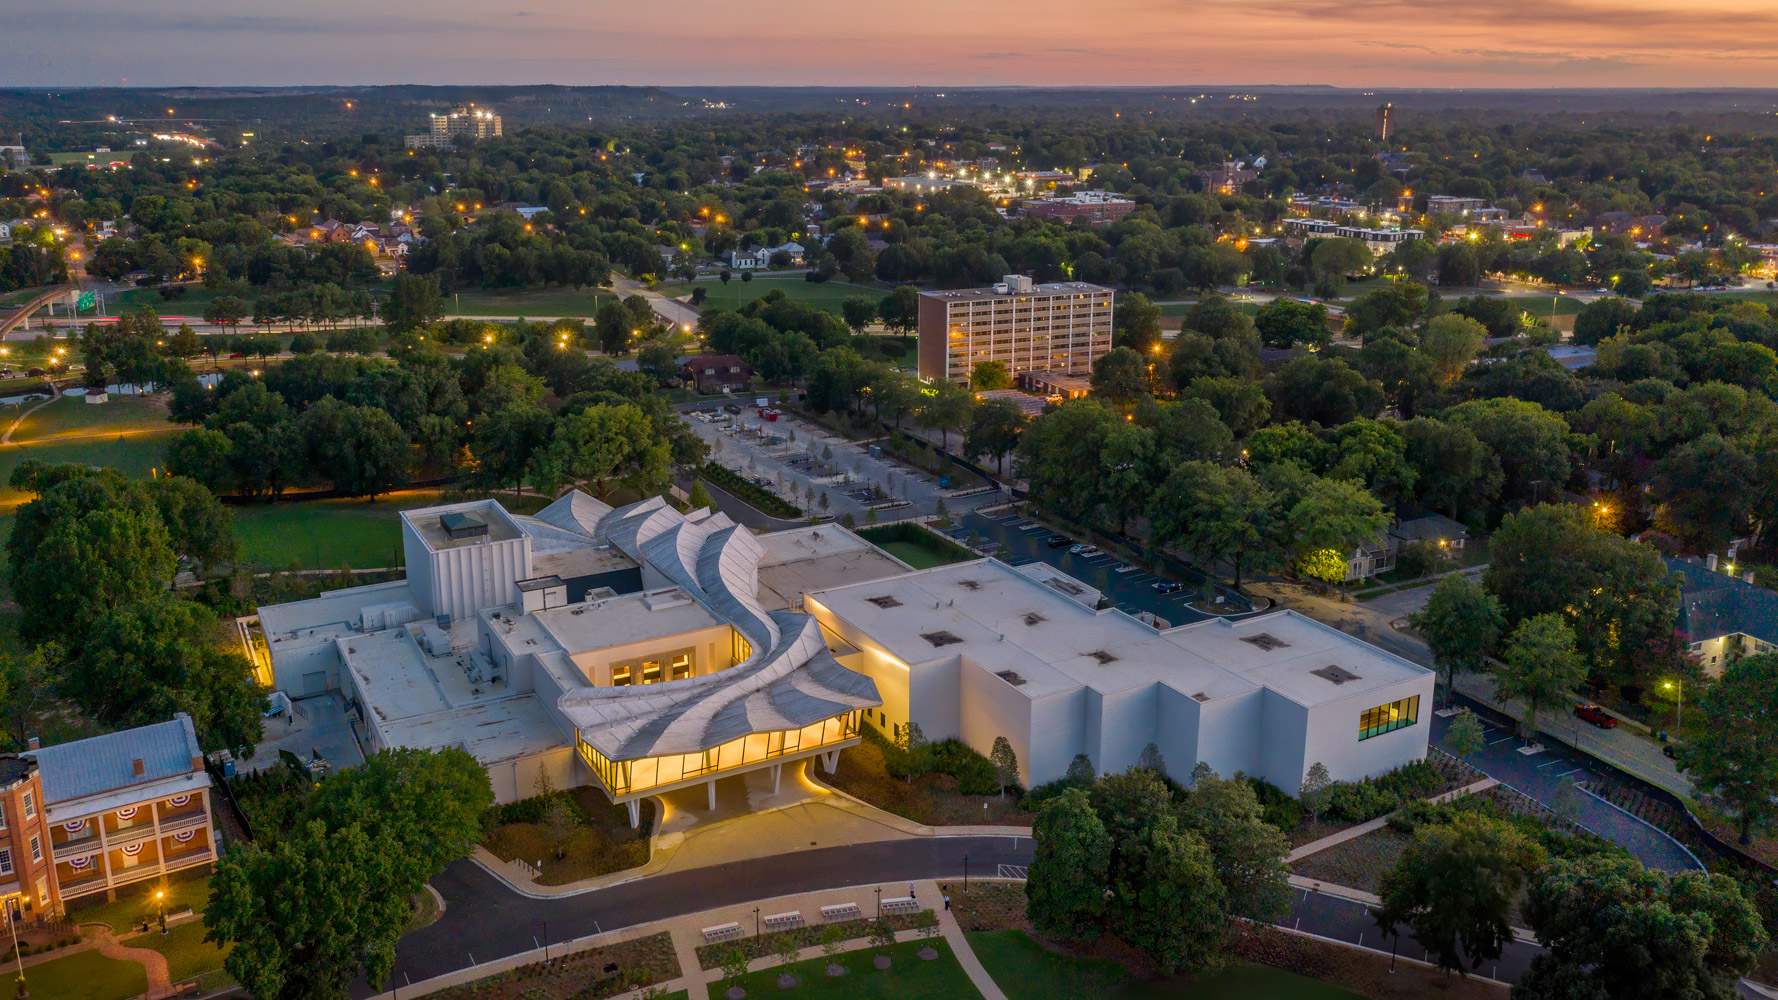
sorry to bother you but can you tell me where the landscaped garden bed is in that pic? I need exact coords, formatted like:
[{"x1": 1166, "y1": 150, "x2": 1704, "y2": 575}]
[
  {"x1": 1289, "y1": 828, "x2": 1413, "y2": 892},
  {"x1": 700, "y1": 462, "x2": 801, "y2": 518},
  {"x1": 694, "y1": 912, "x2": 924, "y2": 969},
  {"x1": 425, "y1": 931, "x2": 677, "y2": 1000},
  {"x1": 480, "y1": 787, "x2": 654, "y2": 885},
  {"x1": 820, "y1": 729, "x2": 1035, "y2": 827}
]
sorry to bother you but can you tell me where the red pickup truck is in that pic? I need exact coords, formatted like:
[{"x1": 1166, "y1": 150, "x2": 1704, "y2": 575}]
[{"x1": 1573, "y1": 704, "x2": 1618, "y2": 729}]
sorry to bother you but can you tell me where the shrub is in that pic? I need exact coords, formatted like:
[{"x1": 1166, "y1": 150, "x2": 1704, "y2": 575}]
[
  {"x1": 1245, "y1": 776, "x2": 1304, "y2": 831},
  {"x1": 930, "y1": 740, "x2": 999, "y2": 796},
  {"x1": 482, "y1": 790, "x2": 587, "y2": 830}
]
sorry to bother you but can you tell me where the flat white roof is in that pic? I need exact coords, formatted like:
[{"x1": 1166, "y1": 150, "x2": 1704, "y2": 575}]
[
  {"x1": 516, "y1": 588, "x2": 724, "y2": 658},
  {"x1": 376, "y1": 694, "x2": 570, "y2": 765},
  {"x1": 811, "y1": 560, "x2": 1427, "y2": 708},
  {"x1": 754, "y1": 525, "x2": 912, "y2": 611},
  {"x1": 258, "y1": 580, "x2": 416, "y2": 645}
]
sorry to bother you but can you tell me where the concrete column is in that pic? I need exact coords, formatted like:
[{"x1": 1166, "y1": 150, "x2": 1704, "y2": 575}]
[
  {"x1": 95, "y1": 815, "x2": 116, "y2": 902},
  {"x1": 151, "y1": 801, "x2": 167, "y2": 877},
  {"x1": 770, "y1": 763, "x2": 782, "y2": 795},
  {"x1": 626, "y1": 799, "x2": 640, "y2": 829},
  {"x1": 821, "y1": 749, "x2": 840, "y2": 774},
  {"x1": 706, "y1": 779, "x2": 716, "y2": 811}
]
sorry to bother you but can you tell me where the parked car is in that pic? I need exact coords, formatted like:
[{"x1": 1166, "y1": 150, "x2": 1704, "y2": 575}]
[
  {"x1": 723, "y1": 403, "x2": 742, "y2": 414},
  {"x1": 1069, "y1": 544, "x2": 1102, "y2": 557},
  {"x1": 1662, "y1": 742, "x2": 1679, "y2": 759},
  {"x1": 1152, "y1": 580, "x2": 1186, "y2": 594},
  {"x1": 1045, "y1": 535, "x2": 1071, "y2": 548},
  {"x1": 1573, "y1": 704, "x2": 1618, "y2": 729}
]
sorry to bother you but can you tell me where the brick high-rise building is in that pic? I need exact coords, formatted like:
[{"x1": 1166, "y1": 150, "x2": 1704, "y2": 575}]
[{"x1": 917, "y1": 276, "x2": 1114, "y2": 383}]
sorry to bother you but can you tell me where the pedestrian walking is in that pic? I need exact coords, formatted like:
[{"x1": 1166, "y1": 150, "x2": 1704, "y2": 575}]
[{"x1": 944, "y1": 895, "x2": 950, "y2": 911}]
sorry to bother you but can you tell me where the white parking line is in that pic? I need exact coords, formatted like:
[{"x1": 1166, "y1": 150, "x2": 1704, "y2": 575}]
[
  {"x1": 1556, "y1": 768, "x2": 1584, "y2": 777},
  {"x1": 1487, "y1": 737, "x2": 1515, "y2": 745},
  {"x1": 1536, "y1": 759, "x2": 1566, "y2": 769}
]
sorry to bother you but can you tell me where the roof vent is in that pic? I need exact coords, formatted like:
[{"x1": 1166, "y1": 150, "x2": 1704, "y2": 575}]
[
  {"x1": 1312, "y1": 664, "x2": 1363, "y2": 685},
  {"x1": 1191, "y1": 691, "x2": 1210, "y2": 702},
  {"x1": 866, "y1": 595, "x2": 903, "y2": 609},
  {"x1": 1242, "y1": 633, "x2": 1290, "y2": 651},
  {"x1": 1022, "y1": 612, "x2": 1046, "y2": 626},
  {"x1": 995, "y1": 670, "x2": 1027, "y2": 687},
  {"x1": 921, "y1": 631, "x2": 963, "y2": 647},
  {"x1": 1085, "y1": 650, "x2": 1117, "y2": 664}
]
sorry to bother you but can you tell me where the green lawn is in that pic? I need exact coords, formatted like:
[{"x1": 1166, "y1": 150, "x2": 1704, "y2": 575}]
[
  {"x1": 967, "y1": 930, "x2": 1130, "y2": 1000},
  {"x1": 130, "y1": 921, "x2": 232, "y2": 982},
  {"x1": 1500, "y1": 295, "x2": 1584, "y2": 318},
  {"x1": 879, "y1": 540, "x2": 961, "y2": 570},
  {"x1": 231, "y1": 488, "x2": 450, "y2": 570},
  {"x1": 724, "y1": 939, "x2": 981, "y2": 999},
  {"x1": 0, "y1": 394, "x2": 180, "y2": 510},
  {"x1": 690, "y1": 276, "x2": 884, "y2": 315},
  {"x1": 15, "y1": 949, "x2": 147, "y2": 1000},
  {"x1": 968, "y1": 930, "x2": 1364, "y2": 1000},
  {"x1": 445, "y1": 287, "x2": 613, "y2": 318},
  {"x1": 67, "y1": 873, "x2": 212, "y2": 933}
]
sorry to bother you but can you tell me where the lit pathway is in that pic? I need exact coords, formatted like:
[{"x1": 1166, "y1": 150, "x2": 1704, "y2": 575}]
[{"x1": 87, "y1": 924, "x2": 172, "y2": 998}]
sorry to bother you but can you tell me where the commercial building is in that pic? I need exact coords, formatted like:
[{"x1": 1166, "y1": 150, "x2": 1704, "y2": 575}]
[
  {"x1": 405, "y1": 106, "x2": 503, "y2": 150},
  {"x1": 1426, "y1": 195, "x2": 1489, "y2": 217},
  {"x1": 1016, "y1": 370, "x2": 1093, "y2": 401},
  {"x1": 882, "y1": 175, "x2": 975, "y2": 194},
  {"x1": 1335, "y1": 226, "x2": 1424, "y2": 254},
  {"x1": 249, "y1": 490, "x2": 1435, "y2": 819},
  {"x1": 917, "y1": 276, "x2": 1114, "y2": 383},
  {"x1": 1021, "y1": 191, "x2": 1136, "y2": 226},
  {"x1": 20, "y1": 715, "x2": 216, "y2": 913},
  {"x1": 251, "y1": 495, "x2": 902, "y2": 821},
  {"x1": 806, "y1": 559, "x2": 1433, "y2": 789}
]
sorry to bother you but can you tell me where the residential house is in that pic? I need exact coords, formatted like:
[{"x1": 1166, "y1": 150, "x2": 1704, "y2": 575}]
[
  {"x1": 1668, "y1": 556, "x2": 1778, "y2": 677},
  {"x1": 722, "y1": 248, "x2": 765, "y2": 270},
  {"x1": 682, "y1": 354, "x2": 754, "y2": 393},
  {"x1": 1390, "y1": 514, "x2": 1469, "y2": 552}
]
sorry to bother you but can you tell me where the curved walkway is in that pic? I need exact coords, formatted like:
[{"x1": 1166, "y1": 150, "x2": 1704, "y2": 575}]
[
  {"x1": 0, "y1": 388, "x2": 60, "y2": 445},
  {"x1": 87, "y1": 924, "x2": 172, "y2": 998}
]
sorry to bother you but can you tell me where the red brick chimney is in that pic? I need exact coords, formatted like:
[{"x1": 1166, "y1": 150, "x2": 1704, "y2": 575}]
[{"x1": 132, "y1": 758, "x2": 145, "y2": 777}]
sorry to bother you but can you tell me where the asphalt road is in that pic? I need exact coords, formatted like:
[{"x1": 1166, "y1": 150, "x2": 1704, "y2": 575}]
[
  {"x1": 1287, "y1": 884, "x2": 1539, "y2": 986},
  {"x1": 366, "y1": 835, "x2": 1033, "y2": 995}
]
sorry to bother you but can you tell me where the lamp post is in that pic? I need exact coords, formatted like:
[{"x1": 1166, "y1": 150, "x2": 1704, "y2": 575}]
[
  {"x1": 157, "y1": 889, "x2": 167, "y2": 935},
  {"x1": 6, "y1": 902, "x2": 24, "y2": 999},
  {"x1": 753, "y1": 906, "x2": 760, "y2": 939},
  {"x1": 962, "y1": 853, "x2": 969, "y2": 894},
  {"x1": 1665, "y1": 679, "x2": 1683, "y2": 732},
  {"x1": 875, "y1": 887, "x2": 882, "y2": 918}
]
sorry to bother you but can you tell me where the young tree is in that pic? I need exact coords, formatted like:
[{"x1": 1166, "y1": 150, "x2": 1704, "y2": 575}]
[
  {"x1": 1300, "y1": 762, "x2": 1333, "y2": 824},
  {"x1": 687, "y1": 479, "x2": 715, "y2": 511},
  {"x1": 543, "y1": 795, "x2": 577, "y2": 861},
  {"x1": 1064, "y1": 753, "x2": 1095, "y2": 784},
  {"x1": 1409, "y1": 574, "x2": 1504, "y2": 709},
  {"x1": 1493, "y1": 614, "x2": 1585, "y2": 740},
  {"x1": 819, "y1": 922, "x2": 847, "y2": 971},
  {"x1": 1441, "y1": 712, "x2": 1487, "y2": 759},
  {"x1": 1137, "y1": 742, "x2": 1167, "y2": 777},
  {"x1": 1025, "y1": 788, "x2": 1111, "y2": 940},
  {"x1": 1376, "y1": 814, "x2": 1545, "y2": 977},
  {"x1": 718, "y1": 948, "x2": 750, "y2": 988},
  {"x1": 911, "y1": 907, "x2": 940, "y2": 941},
  {"x1": 1519, "y1": 856, "x2": 1766, "y2": 1000},
  {"x1": 1675, "y1": 653, "x2": 1778, "y2": 845},
  {"x1": 984, "y1": 736, "x2": 1020, "y2": 798},
  {"x1": 888, "y1": 721, "x2": 931, "y2": 781}
]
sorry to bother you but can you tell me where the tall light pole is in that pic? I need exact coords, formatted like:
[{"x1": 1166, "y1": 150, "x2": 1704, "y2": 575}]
[
  {"x1": 6, "y1": 901, "x2": 24, "y2": 998},
  {"x1": 1665, "y1": 679, "x2": 1683, "y2": 732}
]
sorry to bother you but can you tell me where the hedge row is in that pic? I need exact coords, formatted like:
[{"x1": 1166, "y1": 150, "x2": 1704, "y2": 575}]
[{"x1": 701, "y1": 463, "x2": 802, "y2": 518}]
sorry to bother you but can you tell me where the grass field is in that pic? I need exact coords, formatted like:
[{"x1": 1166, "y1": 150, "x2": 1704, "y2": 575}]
[
  {"x1": 445, "y1": 287, "x2": 612, "y2": 318},
  {"x1": 725, "y1": 938, "x2": 980, "y2": 999},
  {"x1": 0, "y1": 394, "x2": 179, "y2": 511},
  {"x1": 16, "y1": 949, "x2": 148, "y2": 1000},
  {"x1": 967, "y1": 930, "x2": 1130, "y2": 999},
  {"x1": 68, "y1": 870, "x2": 213, "y2": 932},
  {"x1": 968, "y1": 930, "x2": 1365, "y2": 1000},
  {"x1": 132, "y1": 921, "x2": 233, "y2": 982},
  {"x1": 231, "y1": 488, "x2": 451, "y2": 569},
  {"x1": 689, "y1": 275, "x2": 885, "y2": 315}
]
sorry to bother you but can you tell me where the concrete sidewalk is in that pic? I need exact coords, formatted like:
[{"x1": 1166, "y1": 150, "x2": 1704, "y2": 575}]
[{"x1": 477, "y1": 761, "x2": 1032, "y2": 899}]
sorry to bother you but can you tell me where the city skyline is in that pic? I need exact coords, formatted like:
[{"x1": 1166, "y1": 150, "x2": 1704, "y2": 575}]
[{"x1": 4, "y1": 0, "x2": 1776, "y2": 89}]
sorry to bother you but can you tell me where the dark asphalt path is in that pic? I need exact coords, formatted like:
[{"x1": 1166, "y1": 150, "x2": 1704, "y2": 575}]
[
  {"x1": 364, "y1": 834, "x2": 1033, "y2": 996},
  {"x1": 1430, "y1": 709, "x2": 1701, "y2": 873},
  {"x1": 1287, "y1": 884, "x2": 1539, "y2": 985}
]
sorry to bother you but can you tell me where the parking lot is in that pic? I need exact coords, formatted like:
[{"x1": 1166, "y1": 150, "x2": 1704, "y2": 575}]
[
  {"x1": 957, "y1": 508, "x2": 1264, "y2": 628},
  {"x1": 682, "y1": 404, "x2": 1006, "y2": 522}
]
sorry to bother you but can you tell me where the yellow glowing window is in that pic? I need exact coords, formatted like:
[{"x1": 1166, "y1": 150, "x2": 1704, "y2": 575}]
[{"x1": 611, "y1": 665, "x2": 632, "y2": 686}]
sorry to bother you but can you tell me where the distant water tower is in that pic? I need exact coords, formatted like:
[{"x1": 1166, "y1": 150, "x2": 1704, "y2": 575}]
[{"x1": 1375, "y1": 103, "x2": 1394, "y2": 143}]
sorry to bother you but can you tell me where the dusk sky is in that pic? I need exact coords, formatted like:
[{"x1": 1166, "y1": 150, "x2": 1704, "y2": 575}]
[{"x1": 4, "y1": 0, "x2": 1777, "y2": 89}]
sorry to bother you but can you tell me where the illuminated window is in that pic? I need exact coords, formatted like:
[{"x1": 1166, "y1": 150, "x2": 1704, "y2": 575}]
[
  {"x1": 642, "y1": 662, "x2": 663, "y2": 684},
  {"x1": 671, "y1": 654, "x2": 692, "y2": 681},
  {"x1": 0, "y1": 850, "x2": 11, "y2": 875},
  {"x1": 1359, "y1": 696, "x2": 1420, "y2": 741},
  {"x1": 611, "y1": 665, "x2": 632, "y2": 686}
]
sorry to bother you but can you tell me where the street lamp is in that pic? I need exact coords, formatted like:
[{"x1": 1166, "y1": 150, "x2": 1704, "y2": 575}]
[
  {"x1": 1665, "y1": 679, "x2": 1683, "y2": 732},
  {"x1": 963, "y1": 853, "x2": 969, "y2": 894},
  {"x1": 5, "y1": 902, "x2": 24, "y2": 998},
  {"x1": 156, "y1": 889, "x2": 167, "y2": 934}
]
